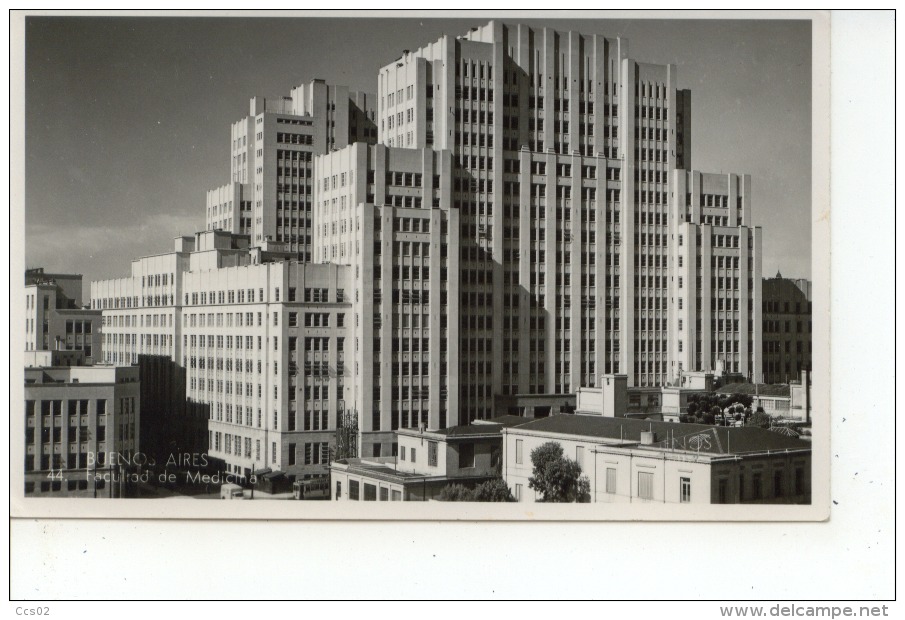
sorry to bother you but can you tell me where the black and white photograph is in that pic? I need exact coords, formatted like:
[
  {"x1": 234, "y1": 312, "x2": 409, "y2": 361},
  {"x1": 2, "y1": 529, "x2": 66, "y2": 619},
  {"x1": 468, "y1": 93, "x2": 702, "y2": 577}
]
[
  {"x1": 10, "y1": 7, "x2": 899, "y2": 606},
  {"x1": 13, "y1": 12, "x2": 833, "y2": 519}
]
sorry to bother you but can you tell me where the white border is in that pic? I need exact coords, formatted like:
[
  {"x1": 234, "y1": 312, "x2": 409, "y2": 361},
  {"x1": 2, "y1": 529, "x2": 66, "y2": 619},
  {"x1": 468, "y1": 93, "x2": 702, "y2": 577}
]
[{"x1": 8, "y1": 8, "x2": 897, "y2": 599}]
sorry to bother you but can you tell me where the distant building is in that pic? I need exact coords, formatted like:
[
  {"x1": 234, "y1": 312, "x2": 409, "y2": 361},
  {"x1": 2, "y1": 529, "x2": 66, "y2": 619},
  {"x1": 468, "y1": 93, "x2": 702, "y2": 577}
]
[
  {"x1": 762, "y1": 273, "x2": 811, "y2": 384},
  {"x1": 502, "y1": 414, "x2": 811, "y2": 504},
  {"x1": 205, "y1": 80, "x2": 377, "y2": 258},
  {"x1": 718, "y1": 370, "x2": 812, "y2": 423},
  {"x1": 330, "y1": 416, "x2": 526, "y2": 501},
  {"x1": 25, "y1": 349, "x2": 86, "y2": 368},
  {"x1": 24, "y1": 365, "x2": 140, "y2": 497},
  {"x1": 24, "y1": 268, "x2": 102, "y2": 364},
  {"x1": 576, "y1": 371, "x2": 717, "y2": 422}
]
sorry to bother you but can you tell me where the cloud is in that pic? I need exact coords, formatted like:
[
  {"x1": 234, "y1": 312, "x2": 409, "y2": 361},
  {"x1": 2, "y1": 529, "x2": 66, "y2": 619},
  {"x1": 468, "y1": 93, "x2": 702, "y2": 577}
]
[{"x1": 25, "y1": 212, "x2": 202, "y2": 281}]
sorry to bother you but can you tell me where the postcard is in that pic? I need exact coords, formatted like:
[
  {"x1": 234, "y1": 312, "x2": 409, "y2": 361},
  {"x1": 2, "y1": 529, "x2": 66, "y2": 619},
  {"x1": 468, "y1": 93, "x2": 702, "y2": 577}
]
[{"x1": 11, "y1": 10, "x2": 831, "y2": 521}]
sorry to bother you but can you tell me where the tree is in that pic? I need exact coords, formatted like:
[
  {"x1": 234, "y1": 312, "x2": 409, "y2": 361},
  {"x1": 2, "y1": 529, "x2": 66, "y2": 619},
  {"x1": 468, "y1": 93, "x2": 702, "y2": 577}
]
[
  {"x1": 333, "y1": 411, "x2": 359, "y2": 461},
  {"x1": 472, "y1": 477, "x2": 515, "y2": 502},
  {"x1": 437, "y1": 478, "x2": 515, "y2": 502},
  {"x1": 528, "y1": 442, "x2": 591, "y2": 503},
  {"x1": 438, "y1": 484, "x2": 473, "y2": 502},
  {"x1": 747, "y1": 410, "x2": 773, "y2": 429}
]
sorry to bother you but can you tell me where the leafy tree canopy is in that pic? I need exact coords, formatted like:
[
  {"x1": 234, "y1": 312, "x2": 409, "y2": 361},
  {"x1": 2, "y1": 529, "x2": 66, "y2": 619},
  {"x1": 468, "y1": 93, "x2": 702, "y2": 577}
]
[
  {"x1": 472, "y1": 477, "x2": 514, "y2": 502},
  {"x1": 438, "y1": 484, "x2": 473, "y2": 502},
  {"x1": 528, "y1": 442, "x2": 591, "y2": 503}
]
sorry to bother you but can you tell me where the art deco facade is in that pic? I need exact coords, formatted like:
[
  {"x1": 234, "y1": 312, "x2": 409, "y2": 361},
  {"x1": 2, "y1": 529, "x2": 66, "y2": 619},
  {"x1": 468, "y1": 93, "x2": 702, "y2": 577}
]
[
  {"x1": 374, "y1": 21, "x2": 761, "y2": 425},
  {"x1": 91, "y1": 231, "x2": 354, "y2": 478},
  {"x1": 315, "y1": 143, "x2": 459, "y2": 456},
  {"x1": 205, "y1": 79, "x2": 376, "y2": 259},
  {"x1": 89, "y1": 20, "x2": 767, "y2": 472}
]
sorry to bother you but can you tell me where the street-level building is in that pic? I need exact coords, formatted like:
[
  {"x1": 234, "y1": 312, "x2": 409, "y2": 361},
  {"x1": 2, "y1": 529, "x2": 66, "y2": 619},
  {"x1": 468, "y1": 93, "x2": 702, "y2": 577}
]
[
  {"x1": 24, "y1": 365, "x2": 140, "y2": 498},
  {"x1": 502, "y1": 414, "x2": 810, "y2": 504},
  {"x1": 331, "y1": 417, "x2": 523, "y2": 501}
]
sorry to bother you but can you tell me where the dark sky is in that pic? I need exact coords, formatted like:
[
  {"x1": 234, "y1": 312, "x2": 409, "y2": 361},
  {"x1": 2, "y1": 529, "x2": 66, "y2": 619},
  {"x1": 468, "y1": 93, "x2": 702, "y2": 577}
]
[{"x1": 24, "y1": 15, "x2": 812, "y2": 283}]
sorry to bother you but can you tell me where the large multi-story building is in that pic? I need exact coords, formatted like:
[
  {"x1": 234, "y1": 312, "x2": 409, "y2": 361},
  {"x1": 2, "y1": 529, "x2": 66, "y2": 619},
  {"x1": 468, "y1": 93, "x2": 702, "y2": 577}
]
[
  {"x1": 24, "y1": 365, "x2": 140, "y2": 497},
  {"x1": 314, "y1": 143, "x2": 459, "y2": 456},
  {"x1": 25, "y1": 268, "x2": 102, "y2": 363},
  {"x1": 88, "y1": 19, "x2": 769, "y2": 469},
  {"x1": 91, "y1": 230, "x2": 354, "y2": 478},
  {"x1": 205, "y1": 80, "x2": 377, "y2": 259},
  {"x1": 762, "y1": 273, "x2": 811, "y2": 384},
  {"x1": 374, "y1": 21, "x2": 761, "y2": 425},
  {"x1": 181, "y1": 255, "x2": 353, "y2": 479},
  {"x1": 670, "y1": 171, "x2": 763, "y2": 384}
]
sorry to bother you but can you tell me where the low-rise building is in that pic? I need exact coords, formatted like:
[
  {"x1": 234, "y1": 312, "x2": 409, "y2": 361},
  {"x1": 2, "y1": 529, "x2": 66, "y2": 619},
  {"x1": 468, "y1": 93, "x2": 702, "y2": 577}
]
[
  {"x1": 502, "y1": 414, "x2": 811, "y2": 504},
  {"x1": 331, "y1": 417, "x2": 525, "y2": 501},
  {"x1": 24, "y1": 365, "x2": 140, "y2": 498},
  {"x1": 718, "y1": 370, "x2": 812, "y2": 423}
]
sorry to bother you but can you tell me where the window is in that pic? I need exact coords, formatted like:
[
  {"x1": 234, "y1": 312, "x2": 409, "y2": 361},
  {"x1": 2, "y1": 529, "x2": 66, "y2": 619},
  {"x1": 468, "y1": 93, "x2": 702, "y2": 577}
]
[
  {"x1": 575, "y1": 446, "x2": 584, "y2": 468},
  {"x1": 638, "y1": 471, "x2": 654, "y2": 500},
  {"x1": 363, "y1": 483, "x2": 377, "y2": 501},
  {"x1": 428, "y1": 441, "x2": 438, "y2": 467},
  {"x1": 606, "y1": 468, "x2": 617, "y2": 494},
  {"x1": 773, "y1": 470, "x2": 784, "y2": 498},
  {"x1": 335, "y1": 481, "x2": 342, "y2": 500},
  {"x1": 718, "y1": 479, "x2": 729, "y2": 504},
  {"x1": 794, "y1": 467, "x2": 805, "y2": 496},
  {"x1": 459, "y1": 443, "x2": 475, "y2": 468},
  {"x1": 515, "y1": 439, "x2": 523, "y2": 464},
  {"x1": 349, "y1": 480, "x2": 360, "y2": 500},
  {"x1": 680, "y1": 477, "x2": 691, "y2": 503},
  {"x1": 410, "y1": 448, "x2": 416, "y2": 463},
  {"x1": 515, "y1": 484, "x2": 523, "y2": 502},
  {"x1": 400, "y1": 446, "x2": 406, "y2": 461}
]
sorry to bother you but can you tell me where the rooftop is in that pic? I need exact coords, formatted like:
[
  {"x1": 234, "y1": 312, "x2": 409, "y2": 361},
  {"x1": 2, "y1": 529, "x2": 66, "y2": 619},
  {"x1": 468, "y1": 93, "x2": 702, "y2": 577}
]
[
  {"x1": 508, "y1": 414, "x2": 810, "y2": 456},
  {"x1": 398, "y1": 415, "x2": 533, "y2": 439},
  {"x1": 718, "y1": 383, "x2": 791, "y2": 398},
  {"x1": 331, "y1": 459, "x2": 438, "y2": 485}
]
